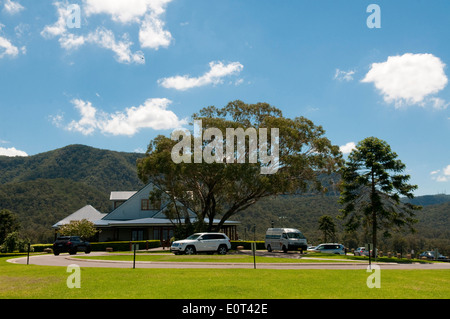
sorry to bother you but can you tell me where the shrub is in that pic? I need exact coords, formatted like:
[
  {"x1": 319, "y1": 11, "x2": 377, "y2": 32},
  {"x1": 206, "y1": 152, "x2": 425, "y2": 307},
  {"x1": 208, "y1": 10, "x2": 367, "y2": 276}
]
[
  {"x1": 31, "y1": 244, "x2": 52, "y2": 252},
  {"x1": 230, "y1": 241, "x2": 265, "y2": 250},
  {"x1": 90, "y1": 240, "x2": 161, "y2": 251},
  {"x1": 31, "y1": 240, "x2": 161, "y2": 252}
]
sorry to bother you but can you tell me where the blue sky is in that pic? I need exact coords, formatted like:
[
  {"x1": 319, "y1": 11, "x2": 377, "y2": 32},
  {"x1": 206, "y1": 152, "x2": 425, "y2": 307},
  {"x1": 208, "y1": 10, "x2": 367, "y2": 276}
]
[{"x1": 0, "y1": 0, "x2": 449, "y2": 195}]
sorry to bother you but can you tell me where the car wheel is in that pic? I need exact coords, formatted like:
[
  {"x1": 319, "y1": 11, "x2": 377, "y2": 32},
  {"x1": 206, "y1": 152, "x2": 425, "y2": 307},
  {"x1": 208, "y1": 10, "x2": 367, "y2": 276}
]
[
  {"x1": 69, "y1": 249, "x2": 77, "y2": 255},
  {"x1": 54, "y1": 251, "x2": 60, "y2": 256},
  {"x1": 282, "y1": 245, "x2": 287, "y2": 253},
  {"x1": 267, "y1": 245, "x2": 272, "y2": 252},
  {"x1": 217, "y1": 245, "x2": 228, "y2": 255},
  {"x1": 85, "y1": 249, "x2": 91, "y2": 254},
  {"x1": 185, "y1": 246, "x2": 196, "y2": 255}
]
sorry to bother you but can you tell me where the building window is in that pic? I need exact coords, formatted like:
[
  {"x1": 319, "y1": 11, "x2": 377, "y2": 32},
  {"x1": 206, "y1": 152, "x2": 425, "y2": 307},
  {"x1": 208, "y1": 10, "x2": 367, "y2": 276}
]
[
  {"x1": 141, "y1": 199, "x2": 151, "y2": 210},
  {"x1": 132, "y1": 230, "x2": 144, "y2": 241},
  {"x1": 151, "y1": 199, "x2": 161, "y2": 210},
  {"x1": 114, "y1": 201, "x2": 124, "y2": 209},
  {"x1": 142, "y1": 199, "x2": 161, "y2": 210}
]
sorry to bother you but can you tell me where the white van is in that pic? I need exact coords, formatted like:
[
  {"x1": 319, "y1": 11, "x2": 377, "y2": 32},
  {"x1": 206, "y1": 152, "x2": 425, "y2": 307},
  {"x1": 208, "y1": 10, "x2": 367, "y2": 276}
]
[{"x1": 265, "y1": 228, "x2": 307, "y2": 253}]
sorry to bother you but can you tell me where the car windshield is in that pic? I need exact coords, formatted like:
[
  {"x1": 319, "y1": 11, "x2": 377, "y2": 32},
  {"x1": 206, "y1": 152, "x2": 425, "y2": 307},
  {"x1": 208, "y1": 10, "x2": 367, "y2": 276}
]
[
  {"x1": 287, "y1": 232, "x2": 305, "y2": 239},
  {"x1": 186, "y1": 234, "x2": 201, "y2": 240}
]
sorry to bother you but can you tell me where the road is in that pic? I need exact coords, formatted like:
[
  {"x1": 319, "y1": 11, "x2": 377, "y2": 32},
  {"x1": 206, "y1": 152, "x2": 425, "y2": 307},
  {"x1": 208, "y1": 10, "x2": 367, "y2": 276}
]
[{"x1": 8, "y1": 251, "x2": 450, "y2": 270}]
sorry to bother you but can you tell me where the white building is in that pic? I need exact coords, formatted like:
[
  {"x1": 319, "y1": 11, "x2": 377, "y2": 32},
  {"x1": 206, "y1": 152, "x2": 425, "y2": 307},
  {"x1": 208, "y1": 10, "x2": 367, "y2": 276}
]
[{"x1": 53, "y1": 182, "x2": 239, "y2": 242}]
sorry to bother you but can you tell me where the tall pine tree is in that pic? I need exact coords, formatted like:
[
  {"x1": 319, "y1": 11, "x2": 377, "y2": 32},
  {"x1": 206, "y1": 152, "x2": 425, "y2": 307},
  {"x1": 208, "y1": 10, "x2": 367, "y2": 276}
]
[{"x1": 338, "y1": 137, "x2": 421, "y2": 257}]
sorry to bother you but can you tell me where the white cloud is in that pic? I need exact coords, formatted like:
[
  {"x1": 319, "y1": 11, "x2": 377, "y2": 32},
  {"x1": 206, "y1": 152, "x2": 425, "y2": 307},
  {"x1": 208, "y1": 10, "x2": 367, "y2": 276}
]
[
  {"x1": 334, "y1": 69, "x2": 355, "y2": 82},
  {"x1": 101, "y1": 98, "x2": 186, "y2": 135},
  {"x1": 67, "y1": 99, "x2": 99, "y2": 135},
  {"x1": 0, "y1": 146, "x2": 28, "y2": 157},
  {"x1": 362, "y1": 53, "x2": 448, "y2": 108},
  {"x1": 429, "y1": 97, "x2": 449, "y2": 110},
  {"x1": 59, "y1": 33, "x2": 86, "y2": 50},
  {"x1": 84, "y1": 0, "x2": 171, "y2": 23},
  {"x1": 40, "y1": 1, "x2": 70, "y2": 38},
  {"x1": 42, "y1": 0, "x2": 172, "y2": 63},
  {"x1": 86, "y1": 27, "x2": 145, "y2": 64},
  {"x1": 62, "y1": 98, "x2": 186, "y2": 136},
  {"x1": 55, "y1": 28, "x2": 145, "y2": 64},
  {"x1": 158, "y1": 61, "x2": 244, "y2": 91},
  {"x1": 84, "y1": 0, "x2": 173, "y2": 49},
  {"x1": 41, "y1": 2, "x2": 144, "y2": 64},
  {"x1": 0, "y1": 35, "x2": 19, "y2": 58},
  {"x1": 139, "y1": 13, "x2": 172, "y2": 49},
  {"x1": 431, "y1": 165, "x2": 450, "y2": 182},
  {"x1": 445, "y1": 165, "x2": 450, "y2": 176},
  {"x1": 3, "y1": 0, "x2": 24, "y2": 15},
  {"x1": 339, "y1": 142, "x2": 356, "y2": 154}
]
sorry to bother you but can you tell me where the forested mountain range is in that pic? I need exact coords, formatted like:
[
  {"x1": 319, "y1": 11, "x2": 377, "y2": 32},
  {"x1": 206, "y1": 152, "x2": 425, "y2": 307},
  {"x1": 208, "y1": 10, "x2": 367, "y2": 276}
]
[
  {"x1": 0, "y1": 144, "x2": 144, "y2": 194},
  {"x1": 0, "y1": 144, "x2": 144, "y2": 242},
  {"x1": 0, "y1": 144, "x2": 448, "y2": 254},
  {"x1": 235, "y1": 194, "x2": 449, "y2": 254}
]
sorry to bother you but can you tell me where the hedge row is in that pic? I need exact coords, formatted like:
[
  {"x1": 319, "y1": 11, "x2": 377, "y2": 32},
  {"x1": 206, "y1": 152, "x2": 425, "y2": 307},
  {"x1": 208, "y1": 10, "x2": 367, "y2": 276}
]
[
  {"x1": 90, "y1": 240, "x2": 160, "y2": 251},
  {"x1": 230, "y1": 241, "x2": 266, "y2": 250},
  {"x1": 31, "y1": 240, "x2": 161, "y2": 252},
  {"x1": 31, "y1": 244, "x2": 53, "y2": 252},
  {"x1": 31, "y1": 240, "x2": 266, "y2": 252}
]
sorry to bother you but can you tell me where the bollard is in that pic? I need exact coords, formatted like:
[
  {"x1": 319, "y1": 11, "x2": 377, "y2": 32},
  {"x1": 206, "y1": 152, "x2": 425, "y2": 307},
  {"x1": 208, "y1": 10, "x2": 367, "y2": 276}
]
[{"x1": 27, "y1": 243, "x2": 30, "y2": 265}]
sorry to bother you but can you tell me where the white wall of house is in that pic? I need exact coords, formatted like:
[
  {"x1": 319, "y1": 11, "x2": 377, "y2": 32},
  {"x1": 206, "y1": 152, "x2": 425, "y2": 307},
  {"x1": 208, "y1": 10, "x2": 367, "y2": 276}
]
[{"x1": 103, "y1": 183, "x2": 164, "y2": 221}]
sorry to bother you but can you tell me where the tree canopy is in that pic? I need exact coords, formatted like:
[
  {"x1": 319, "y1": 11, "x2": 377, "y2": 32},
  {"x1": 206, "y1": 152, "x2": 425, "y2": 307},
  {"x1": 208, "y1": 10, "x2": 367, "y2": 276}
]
[
  {"x1": 137, "y1": 100, "x2": 342, "y2": 236},
  {"x1": 58, "y1": 219, "x2": 99, "y2": 240},
  {"x1": 338, "y1": 137, "x2": 421, "y2": 256},
  {"x1": 0, "y1": 209, "x2": 20, "y2": 245},
  {"x1": 318, "y1": 215, "x2": 337, "y2": 243}
]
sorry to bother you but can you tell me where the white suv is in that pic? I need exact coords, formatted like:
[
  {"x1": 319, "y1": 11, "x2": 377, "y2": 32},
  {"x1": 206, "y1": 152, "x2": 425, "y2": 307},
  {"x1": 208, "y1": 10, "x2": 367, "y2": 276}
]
[{"x1": 170, "y1": 233, "x2": 231, "y2": 255}]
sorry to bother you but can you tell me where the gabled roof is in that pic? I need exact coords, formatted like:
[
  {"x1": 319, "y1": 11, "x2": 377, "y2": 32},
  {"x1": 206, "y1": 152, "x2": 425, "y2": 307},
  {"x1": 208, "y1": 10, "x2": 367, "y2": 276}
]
[
  {"x1": 102, "y1": 183, "x2": 160, "y2": 220},
  {"x1": 94, "y1": 217, "x2": 240, "y2": 227},
  {"x1": 52, "y1": 205, "x2": 106, "y2": 228}
]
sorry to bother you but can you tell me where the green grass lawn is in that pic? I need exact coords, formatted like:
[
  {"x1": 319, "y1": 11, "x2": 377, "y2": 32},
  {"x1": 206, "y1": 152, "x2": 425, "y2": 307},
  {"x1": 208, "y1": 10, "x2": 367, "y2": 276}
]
[
  {"x1": 1, "y1": 256, "x2": 449, "y2": 299},
  {"x1": 73, "y1": 253, "x2": 361, "y2": 263},
  {"x1": 73, "y1": 251, "x2": 436, "y2": 264}
]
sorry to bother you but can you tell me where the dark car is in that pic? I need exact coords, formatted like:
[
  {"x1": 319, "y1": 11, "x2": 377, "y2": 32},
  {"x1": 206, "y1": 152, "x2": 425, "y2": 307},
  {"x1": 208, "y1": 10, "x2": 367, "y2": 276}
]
[
  {"x1": 419, "y1": 251, "x2": 448, "y2": 261},
  {"x1": 53, "y1": 236, "x2": 91, "y2": 255}
]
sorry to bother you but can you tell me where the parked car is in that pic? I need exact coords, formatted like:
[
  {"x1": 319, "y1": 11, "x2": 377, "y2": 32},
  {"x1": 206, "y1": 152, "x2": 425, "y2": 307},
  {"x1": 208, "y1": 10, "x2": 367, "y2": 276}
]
[
  {"x1": 53, "y1": 236, "x2": 91, "y2": 255},
  {"x1": 170, "y1": 232, "x2": 231, "y2": 255},
  {"x1": 312, "y1": 243, "x2": 346, "y2": 255},
  {"x1": 307, "y1": 245, "x2": 317, "y2": 251},
  {"x1": 354, "y1": 247, "x2": 369, "y2": 256},
  {"x1": 419, "y1": 251, "x2": 448, "y2": 260}
]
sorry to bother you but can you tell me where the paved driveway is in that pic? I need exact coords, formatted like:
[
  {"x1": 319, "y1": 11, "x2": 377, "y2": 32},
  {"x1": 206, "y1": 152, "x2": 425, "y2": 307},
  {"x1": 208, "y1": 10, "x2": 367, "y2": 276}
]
[{"x1": 8, "y1": 251, "x2": 450, "y2": 270}]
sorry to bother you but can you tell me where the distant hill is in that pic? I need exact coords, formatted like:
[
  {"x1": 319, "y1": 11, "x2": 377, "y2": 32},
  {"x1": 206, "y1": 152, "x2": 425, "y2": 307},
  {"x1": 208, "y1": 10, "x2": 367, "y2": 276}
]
[
  {"x1": 0, "y1": 144, "x2": 145, "y2": 242},
  {"x1": 402, "y1": 194, "x2": 450, "y2": 206},
  {"x1": 0, "y1": 144, "x2": 144, "y2": 194},
  {"x1": 0, "y1": 178, "x2": 112, "y2": 243},
  {"x1": 235, "y1": 194, "x2": 450, "y2": 254}
]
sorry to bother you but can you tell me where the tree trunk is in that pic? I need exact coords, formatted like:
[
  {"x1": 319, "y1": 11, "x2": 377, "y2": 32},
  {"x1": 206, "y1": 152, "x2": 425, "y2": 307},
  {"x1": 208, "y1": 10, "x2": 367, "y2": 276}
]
[{"x1": 371, "y1": 170, "x2": 377, "y2": 258}]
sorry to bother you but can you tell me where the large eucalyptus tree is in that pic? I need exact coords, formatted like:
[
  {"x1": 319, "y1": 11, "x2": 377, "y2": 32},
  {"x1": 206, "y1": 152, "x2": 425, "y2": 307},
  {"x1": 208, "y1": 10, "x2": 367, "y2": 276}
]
[{"x1": 137, "y1": 100, "x2": 343, "y2": 237}]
